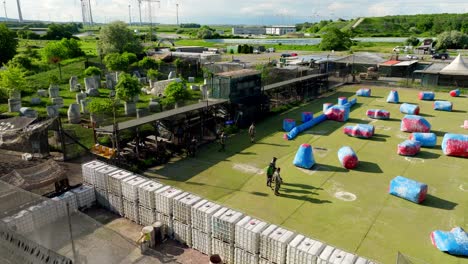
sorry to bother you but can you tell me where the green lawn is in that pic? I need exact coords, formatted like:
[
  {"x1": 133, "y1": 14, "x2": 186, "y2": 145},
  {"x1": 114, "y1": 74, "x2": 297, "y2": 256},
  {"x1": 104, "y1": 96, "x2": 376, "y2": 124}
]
[{"x1": 145, "y1": 85, "x2": 468, "y2": 264}]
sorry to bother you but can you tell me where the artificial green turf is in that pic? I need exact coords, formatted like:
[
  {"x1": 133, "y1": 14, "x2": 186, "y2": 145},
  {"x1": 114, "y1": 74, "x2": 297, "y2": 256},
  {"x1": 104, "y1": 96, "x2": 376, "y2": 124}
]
[{"x1": 145, "y1": 85, "x2": 468, "y2": 264}]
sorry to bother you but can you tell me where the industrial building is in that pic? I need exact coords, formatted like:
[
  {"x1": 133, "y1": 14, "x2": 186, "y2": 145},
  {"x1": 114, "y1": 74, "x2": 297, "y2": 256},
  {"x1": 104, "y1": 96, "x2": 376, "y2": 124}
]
[
  {"x1": 265, "y1": 25, "x2": 297, "y2": 35},
  {"x1": 231, "y1": 27, "x2": 266, "y2": 35}
]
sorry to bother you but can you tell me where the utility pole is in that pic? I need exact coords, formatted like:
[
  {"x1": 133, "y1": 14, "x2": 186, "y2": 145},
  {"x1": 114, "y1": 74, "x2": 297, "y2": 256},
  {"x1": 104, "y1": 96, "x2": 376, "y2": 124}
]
[
  {"x1": 16, "y1": 0, "x2": 23, "y2": 23},
  {"x1": 138, "y1": 0, "x2": 143, "y2": 26},
  {"x1": 128, "y1": 4, "x2": 132, "y2": 26},
  {"x1": 176, "y1": 3, "x2": 179, "y2": 26},
  {"x1": 3, "y1": 0, "x2": 7, "y2": 22}
]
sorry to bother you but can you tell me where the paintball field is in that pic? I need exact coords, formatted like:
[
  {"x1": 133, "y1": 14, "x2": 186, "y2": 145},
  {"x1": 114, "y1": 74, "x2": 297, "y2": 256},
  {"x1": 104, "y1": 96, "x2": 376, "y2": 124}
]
[{"x1": 144, "y1": 85, "x2": 468, "y2": 264}]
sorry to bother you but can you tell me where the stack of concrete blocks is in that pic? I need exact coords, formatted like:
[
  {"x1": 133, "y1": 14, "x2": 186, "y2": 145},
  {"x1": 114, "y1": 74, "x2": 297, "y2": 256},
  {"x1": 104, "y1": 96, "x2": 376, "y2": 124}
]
[
  {"x1": 191, "y1": 200, "x2": 222, "y2": 255},
  {"x1": 27, "y1": 200, "x2": 60, "y2": 229},
  {"x1": 81, "y1": 160, "x2": 107, "y2": 186},
  {"x1": 51, "y1": 191, "x2": 78, "y2": 217},
  {"x1": 286, "y1": 234, "x2": 326, "y2": 264},
  {"x1": 259, "y1": 225, "x2": 295, "y2": 264},
  {"x1": 211, "y1": 208, "x2": 244, "y2": 264},
  {"x1": 121, "y1": 176, "x2": 148, "y2": 223},
  {"x1": 172, "y1": 193, "x2": 202, "y2": 246},
  {"x1": 94, "y1": 165, "x2": 119, "y2": 209},
  {"x1": 107, "y1": 170, "x2": 134, "y2": 215},
  {"x1": 71, "y1": 185, "x2": 96, "y2": 209},
  {"x1": 316, "y1": 245, "x2": 358, "y2": 264},
  {"x1": 234, "y1": 216, "x2": 268, "y2": 264},
  {"x1": 155, "y1": 186, "x2": 183, "y2": 238},
  {"x1": 1, "y1": 210, "x2": 35, "y2": 235},
  {"x1": 138, "y1": 181, "x2": 164, "y2": 226}
]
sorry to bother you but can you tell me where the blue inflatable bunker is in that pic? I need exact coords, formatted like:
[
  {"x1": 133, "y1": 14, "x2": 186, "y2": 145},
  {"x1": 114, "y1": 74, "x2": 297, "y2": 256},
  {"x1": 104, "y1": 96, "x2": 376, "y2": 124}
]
[
  {"x1": 283, "y1": 119, "x2": 296, "y2": 132},
  {"x1": 401, "y1": 115, "x2": 431, "y2": 133},
  {"x1": 356, "y1": 88, "x2": 371, "y2": 97},
  {"x1": 293, "y1": 143, "x2": 315, "y2": 169},
  {"x1": 419, "y1": 91, "x2": 435, "y2": 101},
  {"x1": 285, "y1": 114, "x2": 327, "y2": 140},
  {"x1": 409, "y1": 133, "x2": 437, "y2": 147},
  {"x1": 323, "y1": 103, "x2": 333, "y2": 113},
  {"x1": 434, "y1": 101, "x2": 453, "y2": 112},
  {"x1": 431, "y1": 227, "x2": 468, "y2": 256},
  {"x1": 387, "y1": 90, "x2": 400, "y2": 103},
  {"x1": 337, "y1": 146, "x2": 359, "y2": 169},
  {"x1": 442, "y1": 133, "x2": 468, "y2": 158},
  {"x1": 400, "y1": 103, "x2": 420, "y2": 115},
  {"x1": 389, "y1": 176, "x2": 428, "y2": 203},
  {"x1": 302, "y1": 112, "x2": 313, "y2": 123},
  {"x1": 338, "y1": 97, "x2": 348, "y2": 105},
  {"x1": 397, "y1": 140, "x2": 421, "y2": 156},
  {"x1": 450, "y1": 89, "x2": 460, "y2": 97}
]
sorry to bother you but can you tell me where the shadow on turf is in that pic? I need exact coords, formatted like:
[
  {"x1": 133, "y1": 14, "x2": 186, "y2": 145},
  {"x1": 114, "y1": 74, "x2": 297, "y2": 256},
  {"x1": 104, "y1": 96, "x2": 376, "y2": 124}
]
[
  {"x1": 282, "y1": 182, "x2": 323, "y2": 190},
  {"x1": 278, "y1": 193, "x2": 332, "y2": 204},
  {"x1": 281, "y1": 188, "x2": 318, "y2": 195},
  {"x1": 419, "y1": 113, "x2": 435, "y2": 117},
  {"x1": 250, "y1": 191, "x2": 268, "y2": 197},
  {"x1": 353, "y1": 161, "x2": 383, "y2": 173},
  {"x1": 238, "y1": 151, "x2": 256, "y2": 155},
  {"x1": 256, "y1": 142, "x2": 289, "y2": 147},
  {"x1": 451, "y1": 109, "x2": 467, "y2": 113},
  {"x1": 313, "y1": 164, "x2": 348, "y2": 173},
  {"x1": 418, "y1": 151, "x2": 441, "y2": 159},
  {"x1": 431, "y1": 130, "x2": 446, "y2": 137},
  {"x1": 422, "y1": 194, "x2": 457, "y2": 210}
]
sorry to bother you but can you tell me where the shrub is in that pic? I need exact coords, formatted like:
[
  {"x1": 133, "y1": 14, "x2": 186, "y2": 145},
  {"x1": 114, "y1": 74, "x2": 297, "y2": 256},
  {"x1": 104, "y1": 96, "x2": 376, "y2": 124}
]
[{"x1": 84, "y1": 66, "x2": 102, "y2": 77}]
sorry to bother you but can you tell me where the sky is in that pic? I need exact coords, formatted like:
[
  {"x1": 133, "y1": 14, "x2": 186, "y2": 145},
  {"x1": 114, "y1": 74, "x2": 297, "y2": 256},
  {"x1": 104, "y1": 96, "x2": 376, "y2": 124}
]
[{"x1": 1, "y1": 0, "x2": 468, "y2": 25}]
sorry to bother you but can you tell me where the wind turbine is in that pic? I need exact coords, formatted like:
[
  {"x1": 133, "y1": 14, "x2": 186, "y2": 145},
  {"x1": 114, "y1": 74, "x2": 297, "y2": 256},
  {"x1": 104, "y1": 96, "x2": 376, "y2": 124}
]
[
  {"x1": 176, "y1": 3, "x2": 179, "y2": 25},
  {"x1": 16, "y1": 0, "x2": 23, "y2": 22},
  {"x1": 3, "y1": 0, "x2": 8, "y2": 22}
]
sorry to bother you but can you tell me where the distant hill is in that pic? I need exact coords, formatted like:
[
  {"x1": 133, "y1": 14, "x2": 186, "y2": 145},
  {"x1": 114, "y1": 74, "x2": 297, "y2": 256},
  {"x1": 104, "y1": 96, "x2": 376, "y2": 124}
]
[{"x1": 298, "y1": 13, "x2": 468, "y2": 37}]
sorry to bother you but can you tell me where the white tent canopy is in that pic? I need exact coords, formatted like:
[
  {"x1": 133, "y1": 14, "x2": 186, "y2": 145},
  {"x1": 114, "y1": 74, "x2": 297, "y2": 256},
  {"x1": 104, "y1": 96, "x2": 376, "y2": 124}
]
[{"x1": 440, "y1": 54, "x2": 468, "y2": 75}]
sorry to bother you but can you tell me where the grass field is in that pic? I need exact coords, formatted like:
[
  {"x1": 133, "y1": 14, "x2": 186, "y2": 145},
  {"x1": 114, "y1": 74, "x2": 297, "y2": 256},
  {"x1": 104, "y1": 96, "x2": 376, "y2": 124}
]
[{"x1": 145, "y1": 85, "x2": 467, "y2": 264}]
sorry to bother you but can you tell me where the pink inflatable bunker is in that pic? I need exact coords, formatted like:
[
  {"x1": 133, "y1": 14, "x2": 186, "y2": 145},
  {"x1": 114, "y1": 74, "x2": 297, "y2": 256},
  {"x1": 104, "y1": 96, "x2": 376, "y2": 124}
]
[
  {"x1": 337, "y1": 146, "x2": 359, "y2": 169},
  {"x1": 441, "y1": 133, "x2": 468, "y2": 158},
  {"x1": 401, "y1": 115, "x2": 431, "y2": 133},
  {"x1": 344, "y1": 124, "x2": 375, "y2": 138},
  {"x1": 449, "y1": 89, "x2": 460, "y2": 97},
  {"x1": 366, "y1": 109, "x2": 390, "y2": 120},
  {"x1": 398, "y1": 140, "x2": 421, "y2": 156}
]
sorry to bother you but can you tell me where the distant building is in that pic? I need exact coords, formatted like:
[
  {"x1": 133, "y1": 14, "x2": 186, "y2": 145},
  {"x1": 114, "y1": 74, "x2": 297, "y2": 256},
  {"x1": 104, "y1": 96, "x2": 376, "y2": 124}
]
[
  {"x1": 265, "y1": 26, "x2": 296, "y2": 35},
  {"x1": 175, "y1": 46, "x2": 207, "y2": 53},
  {"x1": 232, "y1": 27, "x2": 266, "y2": 35},
  {"x1": 416, "y1": 39, "x2": 434, "y2": 54}
]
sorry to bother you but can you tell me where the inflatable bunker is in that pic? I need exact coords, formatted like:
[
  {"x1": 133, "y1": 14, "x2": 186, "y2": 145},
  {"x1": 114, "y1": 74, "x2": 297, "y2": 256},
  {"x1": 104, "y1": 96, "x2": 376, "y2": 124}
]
[
  {"x1": 283, "y1": 119, "x2": 296, "y2": 132},
  {"x1": 293, "y1": 144, "x2": 315, "y2": 169},
  {"x1": 337, "y1": 146, "x2": 359, "y2": 169},
  {"x1": 441, "y1": 133, "x2": 468, "y2": 158},
  {"x1": 431, "y1": 227, "x2": 468, "y2": 256},
  {"x1": 302, "y1": 112, "x2": 313, "y2": 123},
  {"x1": 434, "y1": 101, "x2": 453, "y2": 112},
  {"x1": 356, "y1": 88, "x2": 371, "y2": 97},
  {"x1": 449, "y1": 89, "x2": 460, "y2": 97},
  {"x1": 338, "y1": 97, "x2": 348, "y2": 105},
  {"x1": 285, "y1": 114, "x2": 327, "y2": 140},
  {"x1": 409, "y1": 133, "x2": 437, "y2": 147},
  {"x1": 464, "y1": 120, "x2": 468, "y2": 130},
  {"x1": 400, "y1": 103, "x2": 420, "y2": 115},
  {"x1": 418, "y1": 91, "x2": 435, "y2": 101},
  {"x1": 323, "y1": 103, "x2": 333, "y2": 113},
  {"x1": 325, "y1": 106, "x2": 349, "y2": 122},
  {"x1": 344, "y1": 124, "x2": 375, "y2": 138},
  {"x1": 366, "y1": 109, "x2": 390, "y2": 120},
  {"x1": 397, "y1": 140, "x2": 421, "y2": 156},
  {"x1": 386, "y1": 90, "x2": 399, "y2": 103},
  {"x1": 389, "y1": 176, "x2": 428, "y2": 203},
  {"x1": 401, "y1": 115, "x2": 431, "y2": 133}
]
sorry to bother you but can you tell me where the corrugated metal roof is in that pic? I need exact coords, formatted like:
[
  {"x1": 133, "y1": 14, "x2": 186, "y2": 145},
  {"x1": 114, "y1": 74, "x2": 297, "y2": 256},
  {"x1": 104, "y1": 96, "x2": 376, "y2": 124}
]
[
  {"x1": 413, "y1": 63, "x2": 448, "y2": 74},
  {"x1": 216, "y1": 69, "x2": 260, "y2": 77},
  {"x1": 334, "y1": 52, "x2": 385, "y2": 64},
  {"x1": 395, "y1": 60, "x2": 418, "y2": 66},
  {"x1": 381, "y1": 60, "x2": 400, "y2": 66}
]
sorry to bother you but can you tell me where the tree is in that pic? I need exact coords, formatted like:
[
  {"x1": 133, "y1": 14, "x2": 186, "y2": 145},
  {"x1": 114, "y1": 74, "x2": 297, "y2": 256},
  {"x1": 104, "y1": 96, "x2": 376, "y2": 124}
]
[
  {"x1": 59, "y1": 38, "x2": 85, "y2": 58},
  {"x1": 173, "y1": 58, "x2": 182, "y2": 75},
  {"x1": 138, "y1": 57, "x2": 158, "y2": 69},
  {"x1": 436, "y1": 30, "x2": 468, "y2": 50},
  {"x1": 406, "y1": 36, "x2": 420, "y2": 46},
  {"x1": 88, "y1": 99, "x2": 114, "y2": 115},
  {"x1": 115, "y1": 73, "x2": 141, "y2": 102},
  {"x1": 320, "y1": 27, "x2": 352, "y2": 51},
  {"x1": 147, "y1": 69, "x2": 160, "y2": 81},
  {"x1": 0, "y1": 24, "x2": 18, "y2": 65},
  {"x1": 196, "y1": 25, "x2": 215, "y2": 39},
  {"x1": 43, "y1": 23, "x2": 80, "y2": 40},
  {"x1": 104, "y1": 53, "x2": 130, "y2": 72},
  {"x1": 42, "y1": 41, "x2": 68, "y2": 80},
  {"x1": 98, "y1": 21, "x2": 142, "y2": 55},
  {"x1": 0, "y1": 66, "x2": 28, "y2": 100},
  {"x1": 84, "y1": 66, "x2": 102, "y2": 77},
  {"x1": 163, "y1": 81, "x2": 191, "y2": 106}
]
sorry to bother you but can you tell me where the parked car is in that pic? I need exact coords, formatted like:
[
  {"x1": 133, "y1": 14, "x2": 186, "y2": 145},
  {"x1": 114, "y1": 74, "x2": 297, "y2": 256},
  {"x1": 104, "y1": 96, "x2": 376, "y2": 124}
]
[
  {"x1": 432, "y1": 53, "x2": 449, "y2": 60},
  {"x1": 406, "y1": 54, "x2": 418, "y2": 59},
  {"x1": 393, "y1": 46, "x2": 413, "y2": 53},
  {"x1": 280, "y1": 53, "x2": 291, "y2": 58},
  {"x1": 290, "y1": 53, "x2": 298, "y2": 57},
  {"x1": 266, "y1": 47, "x2": 275, "y2": 53},
  {"x1": 253, "y1": 49, "x2": 260, "y2": 54}
]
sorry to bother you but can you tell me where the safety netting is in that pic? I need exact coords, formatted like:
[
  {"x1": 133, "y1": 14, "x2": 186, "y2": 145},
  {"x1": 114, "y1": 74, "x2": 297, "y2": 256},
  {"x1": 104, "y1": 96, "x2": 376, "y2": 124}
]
[
  {"x1": 293, "y1": 144, "x2": 315, "y2": 169},
  {"x1": 409, "y1": 133, "x2": 437, "y2": 147},
  {"x1": 431, "y1": 227, "x2": 468, "y2": 256},
  {"x1": 337, "y1": 146, "x2": 359, "y2": 169},
  {"x1": 433, "y1": 101, "x2": 453, "y2": 112},
  {"x1": 441, "y1": 133, "x2": 468, "y2": 157},
  {"x1": 401, "y1": 115, "x2": 431, "y2": 133},
  {"x1": 418, "y1": 91, "x2": 435, "y2": 101},
  {"x1": 397, "y1": 140, "x2": 421, "y2": 156},
  {"x1": 344, "y1": 124, "x2": 375, "y2": 138},
  {"x1": 400, "y1": 103, "x2": 420, "y2": 115},
  {"x1": 356, "y1": 88, "x2": 371, "y2": 97},
  {"x1": 366, "y1": 109, "x2": 390, "y2": 120},
  {"x1": 387, "y1": 90, "x2": 400, "y2": 103},
  {"x1": 389, "y1": 176, "x2": 428, "y2": 203}
]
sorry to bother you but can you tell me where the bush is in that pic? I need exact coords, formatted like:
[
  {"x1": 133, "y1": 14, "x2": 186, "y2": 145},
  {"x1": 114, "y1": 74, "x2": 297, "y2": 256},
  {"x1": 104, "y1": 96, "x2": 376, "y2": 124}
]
[
  {"x1": 87, "y1": 99, "x2": 114, "y2": 114},
  {"x1": 223, "y1": 125, "x2": 239, "y2": 135},
  {"x1": 84, "y1": 66, "x2": 102, "y2": 76}
]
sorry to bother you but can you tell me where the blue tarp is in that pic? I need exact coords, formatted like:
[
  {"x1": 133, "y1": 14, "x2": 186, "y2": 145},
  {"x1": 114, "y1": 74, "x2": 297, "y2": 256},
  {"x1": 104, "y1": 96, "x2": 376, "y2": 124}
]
[
  {"x1": 389, "y1": 176, "x2": 428, "y2": 203},
  {"x1": 293, "y1": 144, "x2": 315, "y2": 169},
  {"x1": 431, "y1": 227, "x2": 468, "y2": 256},
  {"x1": 286, "y1": 114, "x2": 327, "y2": 140}
]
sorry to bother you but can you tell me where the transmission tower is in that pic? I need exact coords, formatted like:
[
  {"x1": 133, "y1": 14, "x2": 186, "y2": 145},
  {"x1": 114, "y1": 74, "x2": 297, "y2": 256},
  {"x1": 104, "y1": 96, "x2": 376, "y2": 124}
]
[
  {"x1": 3, "y1": 0, "x2": 7, "y2": 22},
  {"x1": 16, "y1": 0, "x2": 23, "y2": 22},
  {"x1": 81, "y1": 0, "x2": 94, "y2": 27}
]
